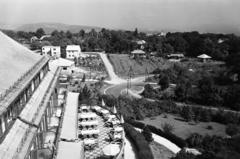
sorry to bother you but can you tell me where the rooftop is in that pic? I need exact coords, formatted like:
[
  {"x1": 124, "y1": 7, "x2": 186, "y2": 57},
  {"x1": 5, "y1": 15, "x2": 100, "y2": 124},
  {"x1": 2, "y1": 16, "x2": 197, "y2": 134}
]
[
  {"x1": 131, "y1": 49, "x2": 145, "y2": 54},
  {"x1": 66, "y1": 45, "x2": 81, "y2": 51},
  {"x1": 0, "y1": 31, "x2": 42, "y2": 94}
]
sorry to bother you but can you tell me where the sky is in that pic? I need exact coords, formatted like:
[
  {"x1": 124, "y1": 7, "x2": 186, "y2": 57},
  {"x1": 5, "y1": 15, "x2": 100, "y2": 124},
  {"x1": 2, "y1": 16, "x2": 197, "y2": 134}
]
[{"x1": 0, "y1": 0, "x2": 240, "y2": 33}]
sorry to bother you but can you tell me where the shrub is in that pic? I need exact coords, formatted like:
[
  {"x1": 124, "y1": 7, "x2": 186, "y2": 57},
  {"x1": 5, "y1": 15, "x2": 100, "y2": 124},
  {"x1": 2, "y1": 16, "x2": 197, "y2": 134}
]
[
  {"x1": 162, "y1": 122, "x2": 175, "y2": 134},
  {"x1": 159, "y1": 74, "x2": 170, "y2": 90},
  {"x1": 142, "y1": 126, "x2": 153, "y2": 142},
  {"x1": 181, "y1": 106, "x2": 194, "y2": 122},
  {"x1": 124, "y1": 123, "x2": 154, "y2": 159}
]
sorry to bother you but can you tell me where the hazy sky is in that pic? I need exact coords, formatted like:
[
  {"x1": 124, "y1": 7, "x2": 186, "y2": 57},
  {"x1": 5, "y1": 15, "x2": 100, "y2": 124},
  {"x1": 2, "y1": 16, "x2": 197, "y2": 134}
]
[{"x1": 0, "y1": 0, "x2": 240, "y2": 33}]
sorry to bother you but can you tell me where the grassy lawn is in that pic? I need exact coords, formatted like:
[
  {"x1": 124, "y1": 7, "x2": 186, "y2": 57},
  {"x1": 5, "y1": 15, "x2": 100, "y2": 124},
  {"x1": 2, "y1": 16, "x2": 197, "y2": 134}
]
[
  {"x1": 150, "y1": 141, "x2": 175, "y2": 159},
  {"x1": 108, "y1": 54, "x2": 172, "y2": 78},
  {"x1": 141, "y1": 113, "x2": 227, "y2": 140}
]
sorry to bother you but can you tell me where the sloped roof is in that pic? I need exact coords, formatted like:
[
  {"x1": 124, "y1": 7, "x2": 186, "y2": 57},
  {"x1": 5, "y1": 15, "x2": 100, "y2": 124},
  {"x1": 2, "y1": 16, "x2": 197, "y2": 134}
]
[
  {"x1": 66, "y1": 45, "x2": 81, "y2": 51},
  {"x1": 197, "y1": 54, "x2": 211, "y2": 59},
  {"x1": 0, "y1": 31, "x2": 41, "y2": 94},
  {"x1": 131, "y1": 49, "x2": 145, "y2": 54}
]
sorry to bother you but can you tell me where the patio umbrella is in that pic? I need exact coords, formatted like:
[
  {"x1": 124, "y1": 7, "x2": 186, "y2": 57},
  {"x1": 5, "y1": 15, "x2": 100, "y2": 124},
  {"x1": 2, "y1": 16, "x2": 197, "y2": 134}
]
[
  {"x1": 103, "y1": 144, "x2": 120, "y2": 156},
  {"x1": 120, "y1": 115, "x2": 124, "y2": 124},
  {"x1": 113, "y1": 106, "x2": 117, "y2": 114},
  {"x1": 102, "y1": 99, "x2": 106, "y2": 107}
]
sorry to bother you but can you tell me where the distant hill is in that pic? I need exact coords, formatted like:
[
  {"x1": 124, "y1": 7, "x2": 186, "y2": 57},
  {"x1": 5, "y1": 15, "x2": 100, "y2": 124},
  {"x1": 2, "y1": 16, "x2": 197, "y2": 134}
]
[{"x1": 15, "y1": 23, "x2": 103, "y2": 34}]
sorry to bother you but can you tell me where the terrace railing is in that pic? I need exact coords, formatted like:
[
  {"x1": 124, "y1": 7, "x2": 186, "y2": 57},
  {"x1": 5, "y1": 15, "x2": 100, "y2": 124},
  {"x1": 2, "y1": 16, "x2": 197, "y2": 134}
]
[
  {"x1": 13, "y1": 66, "x2": 61, "y2": 159},
  {"x1": 0, "y1": 56, "x2": 49, "y2": 115}
]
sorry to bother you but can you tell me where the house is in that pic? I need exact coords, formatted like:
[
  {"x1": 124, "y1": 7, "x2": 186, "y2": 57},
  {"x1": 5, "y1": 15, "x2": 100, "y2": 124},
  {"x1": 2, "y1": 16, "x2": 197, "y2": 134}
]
[
  {"x1": 167, "y1": 54, "x2": 184, "y2": 62},
  {"x1": 136, "y1": 40, "x2": 146, "y2": 45},
  {"x1": 131, "y1": 49, "x2": 146, "y2": 58},
  {"x1": 42, "y1": 46, "x2": 61, "y2": 58},
  {"x1": 197, "y1": 54, "x2": 211, "y2": 63},
  {"x1": 66, "y1": 45, "x2": 81, "y2": 59}
]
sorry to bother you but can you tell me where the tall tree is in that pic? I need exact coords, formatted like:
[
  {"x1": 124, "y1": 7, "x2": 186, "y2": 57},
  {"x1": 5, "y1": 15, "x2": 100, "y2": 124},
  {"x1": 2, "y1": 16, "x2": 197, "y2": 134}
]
[{"x1": 35, "y1": 28, "x2": 45, "y2": 38}]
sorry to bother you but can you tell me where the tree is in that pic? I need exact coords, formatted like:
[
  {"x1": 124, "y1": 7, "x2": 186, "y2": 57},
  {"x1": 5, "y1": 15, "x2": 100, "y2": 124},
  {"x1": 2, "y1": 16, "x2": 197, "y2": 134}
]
[
  {"x1": 172, "y1": 150, "x2": 196, "y2": 159},
  {"x1": 79, "y1": 29, "x2": 85, "y2": 37},
  {"x1": 134, "y1": 28, "x2": 138, "y2": 37},
  {"x1": 186, "y1": 133, "x2": 203, "y2": 147},
  {"x1": 161, "y1": 122, "x2": 174, "y2": 134},
  {"x1": 175, "y1": 79, "x2": 192, "y2": 101},
  {"x1": 226, "y1": 124, "x2": 240, "y2": 137},
  {"x1": 163, "y1": 43, "x2": 174, "y2": 54},
  {"x1": 82, "y1": 74, "x2": 86, "y2": 82},
  {"x1": 198, "y1": 76, "x2": 223, "y2": 106},
  {"x1": 79, "y1": 85, "x2": 91, "y2": 103},
  {"x1": 142, "y1": 126, "x2": 153, "y2": 142},
  {"x1": 158, "y1": 75, "x2": 170, "y2": 90},
  {"x1": 35, "y1": 28, "x2": 45, "y2": 38},
  {"x1": 181, "y1": 106, "x2": 194, "y2": 122}
]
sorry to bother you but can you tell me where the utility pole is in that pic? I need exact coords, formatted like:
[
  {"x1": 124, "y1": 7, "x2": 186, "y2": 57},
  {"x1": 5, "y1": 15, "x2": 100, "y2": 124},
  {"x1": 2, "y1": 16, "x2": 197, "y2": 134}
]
[
  {"x1": 127, "y1": 66, "x2": 133, "y2": 95},
  {"x1": 145, "y1": 67, "x2": 149, "y2": 82}
]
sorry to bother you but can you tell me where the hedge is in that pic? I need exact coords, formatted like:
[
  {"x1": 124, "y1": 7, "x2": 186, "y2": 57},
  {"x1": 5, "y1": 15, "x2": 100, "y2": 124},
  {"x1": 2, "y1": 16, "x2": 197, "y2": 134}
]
[
  {"x1": 124, "y1": 123, "x2": 154, "y2": 159},
  {"x1": 127, "y1": 119, "x2": 187, "y2": 148}
]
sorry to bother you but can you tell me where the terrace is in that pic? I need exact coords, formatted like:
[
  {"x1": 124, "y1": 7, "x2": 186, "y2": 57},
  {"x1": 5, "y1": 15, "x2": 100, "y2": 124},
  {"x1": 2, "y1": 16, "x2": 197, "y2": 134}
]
[
  {"x1": 56, "y1": 92, "x2": 124, "y2": 159},
  {"x1": 78, "y1": 105, "x2": 124, "y2": 159}
]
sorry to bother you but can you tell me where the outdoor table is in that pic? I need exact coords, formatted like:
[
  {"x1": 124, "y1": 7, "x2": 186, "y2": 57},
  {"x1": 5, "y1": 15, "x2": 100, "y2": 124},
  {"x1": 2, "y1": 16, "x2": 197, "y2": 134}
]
[
  {"x1": 84, "y1": 139, "x2": 96, "y2": 145},
  {"x1": 113, "y1": 133, "x2": 122, "y2": 140},
  {"x1": 79, "y1": 120, "x2": 98, "y2": 126},
  {"x1": 92, "y1": 106, "x2": 101, "y2": 111},
  {"x1": 114, "y1": 126, "x2": 123, "y2": 132},
  {"x1": 80, "y1": 129, "x2": 100, "y2": 135},
  {"x1": 101, "y1": 109, "x2": 109, "y2": 114},
  {"x1": 79, "y1": 113, "x2": 97, "y2": 119},
  {"x1": 111, "y1": 120, "x2": 120, "y2": 125}
]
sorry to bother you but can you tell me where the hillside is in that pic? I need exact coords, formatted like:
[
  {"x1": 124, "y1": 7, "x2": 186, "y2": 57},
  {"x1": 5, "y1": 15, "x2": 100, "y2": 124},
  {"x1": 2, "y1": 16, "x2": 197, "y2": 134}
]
[
  {"x1": 15, "y1": 22, "x2": 102, "y2": 33},
  {"x1": 108, "y1": 54, "x2": 172, "y2": 78}
]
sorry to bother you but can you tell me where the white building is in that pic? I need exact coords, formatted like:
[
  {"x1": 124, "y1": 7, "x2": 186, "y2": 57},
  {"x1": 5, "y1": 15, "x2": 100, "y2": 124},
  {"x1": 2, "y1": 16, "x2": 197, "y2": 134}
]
[
  {"x1": 66, "y1": 45, "x2": 81, "y2": 59},
  {"x1": 42, "y1": 46, "x2": 61, "y2": 58}
]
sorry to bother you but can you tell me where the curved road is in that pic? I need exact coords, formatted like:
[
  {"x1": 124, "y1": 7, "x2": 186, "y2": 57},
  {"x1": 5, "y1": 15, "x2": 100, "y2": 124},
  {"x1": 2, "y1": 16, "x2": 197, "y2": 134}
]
[{"x1": 97, "y1": 52, "x2": 181, "y2": 158}]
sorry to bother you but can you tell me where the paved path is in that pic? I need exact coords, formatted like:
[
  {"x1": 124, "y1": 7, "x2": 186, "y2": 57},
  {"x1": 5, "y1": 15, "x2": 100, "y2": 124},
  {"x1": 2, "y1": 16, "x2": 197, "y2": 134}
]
[
  {"x1": 98, "y1": 53, "x2": 126, "y2": 84},
  {"x1": 135, "y1": 128, "x2": 181, "y2": 154}
]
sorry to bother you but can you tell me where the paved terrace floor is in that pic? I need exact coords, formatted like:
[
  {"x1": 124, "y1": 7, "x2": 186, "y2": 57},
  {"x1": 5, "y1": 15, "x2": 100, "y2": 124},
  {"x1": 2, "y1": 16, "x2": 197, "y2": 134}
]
[
  {"x1": 0, "y1": 61, "x2": 60, "y2": 159},
  {"x1": 84, "y1": 114, "x2": 112, "y2": 159}
]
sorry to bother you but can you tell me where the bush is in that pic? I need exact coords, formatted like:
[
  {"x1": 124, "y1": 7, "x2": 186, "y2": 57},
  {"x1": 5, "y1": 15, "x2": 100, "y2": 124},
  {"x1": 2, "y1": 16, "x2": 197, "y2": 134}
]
[
  {"x1": 124, "y1": 123, "x2": 154, "y2": 159},
  {"x1": 162, "y1": 122, "x2": 175, "y2": 134},
  {"x1": 142, "y1": 126, "x2": 153, "y2": 142}
]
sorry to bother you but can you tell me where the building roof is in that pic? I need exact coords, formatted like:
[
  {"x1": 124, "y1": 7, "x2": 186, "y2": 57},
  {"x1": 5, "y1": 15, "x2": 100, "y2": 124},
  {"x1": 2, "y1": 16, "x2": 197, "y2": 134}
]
[
  {"x1": 197, "y1": 54, "x2": 211, "y2": 59},
  {"x1": 66, "y1": 45, "x2": 81, "y2": 51},
  {"x1": 56, "y1": 141, "x2": 84, "y2": 159},
  {"x1": 0, "y1": 31, "x2": 42, "y2": 94},
  {"x1": 42, "y1": 46, "x2": 60, "y2": 49},
  {"x1": 131, "y1": 49, "x2": 145, "y2": 54},
  {"x1": 168, "y1": 54, "x2": 184, "y2": 57},
  {"x1": 60, "y1": 92, "x2": 79, "y2": 140}
]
